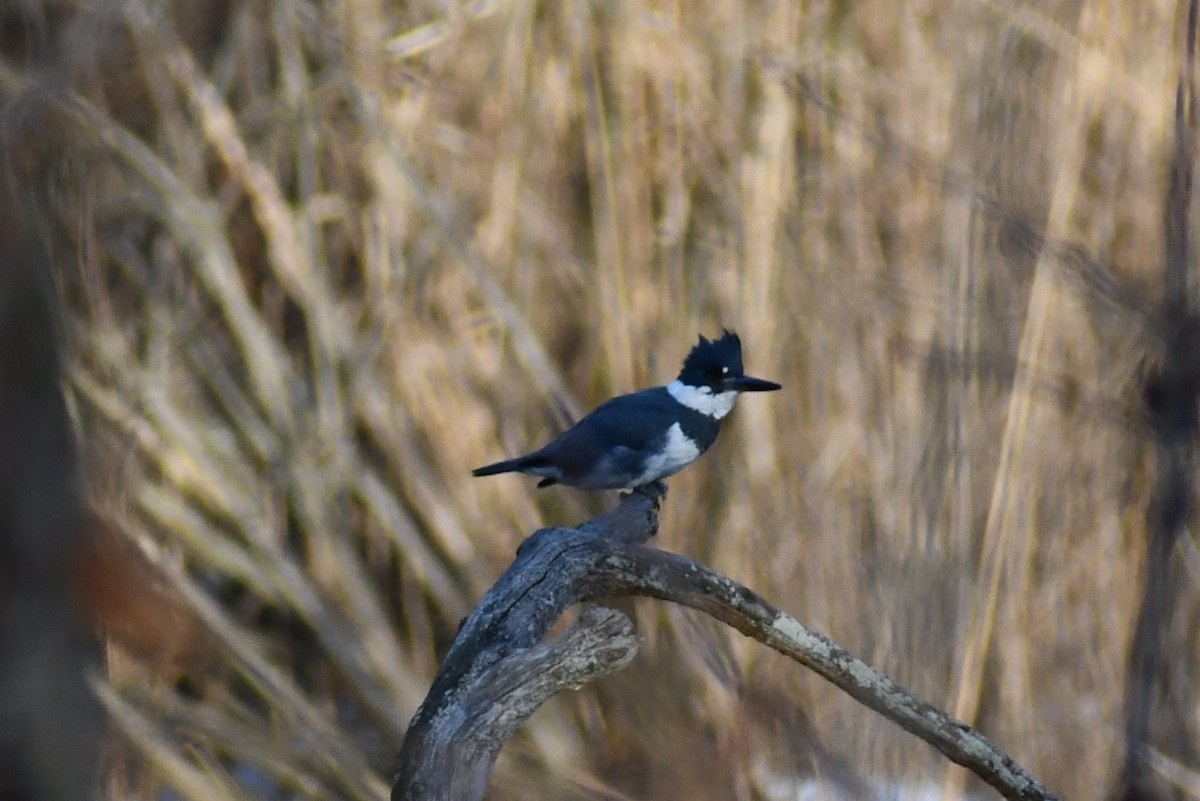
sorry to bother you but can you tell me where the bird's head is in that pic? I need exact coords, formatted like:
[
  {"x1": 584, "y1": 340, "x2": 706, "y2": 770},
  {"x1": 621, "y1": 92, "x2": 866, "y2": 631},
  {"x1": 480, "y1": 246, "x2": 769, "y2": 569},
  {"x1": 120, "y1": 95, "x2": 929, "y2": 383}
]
[{"x1": 677, "y1": 330, "x2": 781, "y2": 395}]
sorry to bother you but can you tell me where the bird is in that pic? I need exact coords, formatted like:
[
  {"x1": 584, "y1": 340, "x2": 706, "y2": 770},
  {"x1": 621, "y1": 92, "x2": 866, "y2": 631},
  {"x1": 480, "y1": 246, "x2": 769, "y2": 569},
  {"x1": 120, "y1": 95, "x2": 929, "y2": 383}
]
[{"x1": 472, "y1": 330, "x2": 781, "y2": 489}]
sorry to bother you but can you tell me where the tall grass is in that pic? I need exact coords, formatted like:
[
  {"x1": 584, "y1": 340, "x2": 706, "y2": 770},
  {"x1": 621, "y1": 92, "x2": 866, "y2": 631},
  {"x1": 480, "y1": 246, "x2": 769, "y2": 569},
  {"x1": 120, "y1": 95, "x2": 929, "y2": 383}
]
[{"x1": 2, "y1": 0, "x2": 1196, "y2": 799}]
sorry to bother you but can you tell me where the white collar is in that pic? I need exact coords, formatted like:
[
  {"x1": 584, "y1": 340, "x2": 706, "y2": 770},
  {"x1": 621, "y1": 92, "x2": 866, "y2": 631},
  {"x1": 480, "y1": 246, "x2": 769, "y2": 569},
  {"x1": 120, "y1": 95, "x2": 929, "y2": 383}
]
[{"x1": 666, "y1": 380, "x2": 738, "y2": 419}]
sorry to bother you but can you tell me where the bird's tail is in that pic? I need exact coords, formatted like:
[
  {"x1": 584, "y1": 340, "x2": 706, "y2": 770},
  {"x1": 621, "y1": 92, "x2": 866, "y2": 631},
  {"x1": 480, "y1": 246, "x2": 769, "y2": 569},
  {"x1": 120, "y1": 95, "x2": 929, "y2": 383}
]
[{"x1": 471, "y1": 456, "x2": 533, "y2": 477}]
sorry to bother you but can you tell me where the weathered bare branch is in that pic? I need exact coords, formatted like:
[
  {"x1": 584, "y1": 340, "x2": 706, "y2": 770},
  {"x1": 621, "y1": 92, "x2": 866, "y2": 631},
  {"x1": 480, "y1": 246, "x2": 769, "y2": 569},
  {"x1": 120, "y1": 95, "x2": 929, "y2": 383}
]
[
  {"x1": 393, "y1": 484, "x2": 1058, "y2": 801},
  {"x1": 396, "y1": 606, "x2": 638, "y2": 801}
]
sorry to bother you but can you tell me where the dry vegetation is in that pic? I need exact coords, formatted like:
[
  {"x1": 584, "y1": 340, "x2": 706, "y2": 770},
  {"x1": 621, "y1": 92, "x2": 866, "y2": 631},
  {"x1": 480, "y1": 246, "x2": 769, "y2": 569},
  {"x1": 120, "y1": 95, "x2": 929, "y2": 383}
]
[{"x1": 2, "y1": 0, "x2": 1198, "y2": 799}]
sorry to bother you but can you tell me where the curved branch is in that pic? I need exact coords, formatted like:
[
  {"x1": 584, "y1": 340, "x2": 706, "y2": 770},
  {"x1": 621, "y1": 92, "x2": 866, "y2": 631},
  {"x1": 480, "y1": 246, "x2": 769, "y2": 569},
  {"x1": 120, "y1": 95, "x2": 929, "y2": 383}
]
[
  {"x1": 396, "y1": 606, "x2": 638, "y2": 801},
  {"x1": 393, "y1": 484, "x2": 1058, "y2": 801}
]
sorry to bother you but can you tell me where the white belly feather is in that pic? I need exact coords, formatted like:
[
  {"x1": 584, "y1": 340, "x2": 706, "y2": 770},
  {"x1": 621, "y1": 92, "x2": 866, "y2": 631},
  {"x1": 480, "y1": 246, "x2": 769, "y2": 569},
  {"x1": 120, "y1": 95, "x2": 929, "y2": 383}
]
[{"x1": 629, "y1": 421, "x2": 702, "y2": 486}]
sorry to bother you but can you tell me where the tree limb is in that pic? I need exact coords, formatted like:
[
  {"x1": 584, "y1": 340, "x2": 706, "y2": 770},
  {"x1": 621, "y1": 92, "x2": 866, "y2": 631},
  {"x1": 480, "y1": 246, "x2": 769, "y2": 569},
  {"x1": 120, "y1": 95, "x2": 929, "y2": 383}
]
[{"x1": 393, "y1": 484, "x2": 1058, "y2": 801}]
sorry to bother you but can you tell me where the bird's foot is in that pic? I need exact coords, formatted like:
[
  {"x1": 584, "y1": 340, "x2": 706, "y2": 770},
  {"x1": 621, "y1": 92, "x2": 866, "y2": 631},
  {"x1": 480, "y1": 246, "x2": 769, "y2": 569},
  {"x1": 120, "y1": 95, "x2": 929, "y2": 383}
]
[
  {"x1": 623, "y1": 479, "x2": 668, "y2": 503},
  {"x1": 586, "y1": 480, "x2": 665, "y2": 542}
]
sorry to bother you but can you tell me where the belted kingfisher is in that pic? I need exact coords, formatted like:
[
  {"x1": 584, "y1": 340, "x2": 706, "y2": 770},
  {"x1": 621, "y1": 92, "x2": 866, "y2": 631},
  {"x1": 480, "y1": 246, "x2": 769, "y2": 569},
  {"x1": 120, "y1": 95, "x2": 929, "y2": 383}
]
[{"x1": 472, "y1": 331, "x2": 781, "y2": 489}]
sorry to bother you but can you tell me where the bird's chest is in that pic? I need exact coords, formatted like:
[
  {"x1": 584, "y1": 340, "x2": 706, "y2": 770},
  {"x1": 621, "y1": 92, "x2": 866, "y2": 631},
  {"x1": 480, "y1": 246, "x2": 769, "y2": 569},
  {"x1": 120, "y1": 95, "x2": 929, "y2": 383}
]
[
  {"x1": 653, "y1": 422, "x2": 703, "y2": 468},
  {"x1": 631, "y1": 415, "x2": 719, "y2": 483},
  {"x1": 673, "y1": 413, "x2": 720, "y2": 454}
]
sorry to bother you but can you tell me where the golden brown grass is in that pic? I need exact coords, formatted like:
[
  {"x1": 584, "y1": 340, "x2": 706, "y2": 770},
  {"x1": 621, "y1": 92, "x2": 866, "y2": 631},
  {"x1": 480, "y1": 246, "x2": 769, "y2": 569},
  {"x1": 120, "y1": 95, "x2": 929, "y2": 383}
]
[{"x1": 3, "y1": 0, "x2": 1198, "y2": 799}]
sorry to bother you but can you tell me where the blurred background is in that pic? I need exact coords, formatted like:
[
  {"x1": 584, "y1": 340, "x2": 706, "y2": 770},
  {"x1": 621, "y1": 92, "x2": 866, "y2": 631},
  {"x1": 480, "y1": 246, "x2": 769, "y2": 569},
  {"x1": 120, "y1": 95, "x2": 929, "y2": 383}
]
[{"x1": 1, "y1": 0, "x2": 1197, "y2": 799}]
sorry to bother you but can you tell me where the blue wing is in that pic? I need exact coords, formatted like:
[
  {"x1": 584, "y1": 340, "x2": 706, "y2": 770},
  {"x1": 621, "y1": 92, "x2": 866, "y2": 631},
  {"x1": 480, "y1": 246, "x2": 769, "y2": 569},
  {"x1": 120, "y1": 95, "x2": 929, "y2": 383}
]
[{"x1": 532, "y1": 388, "x2": 682, "y2": 488}]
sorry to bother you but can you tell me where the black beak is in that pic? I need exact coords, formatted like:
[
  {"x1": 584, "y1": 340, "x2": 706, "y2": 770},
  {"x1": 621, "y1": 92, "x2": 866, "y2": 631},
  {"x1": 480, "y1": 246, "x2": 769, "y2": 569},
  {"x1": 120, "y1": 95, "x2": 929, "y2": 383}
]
[{"x1": 724, "y1": 374, "x2": 782, "y2": 392}]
